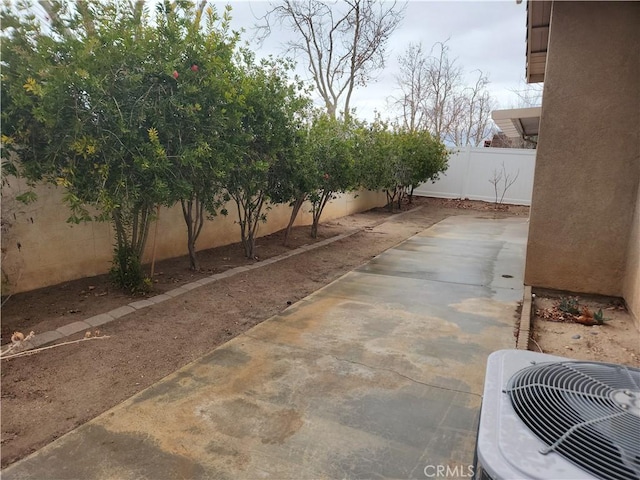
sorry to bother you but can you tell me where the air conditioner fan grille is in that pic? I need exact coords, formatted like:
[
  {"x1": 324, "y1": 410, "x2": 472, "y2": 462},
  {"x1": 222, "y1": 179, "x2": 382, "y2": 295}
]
[{"x1": 506, "y1": 361, "x2": 640, "y2": 480}]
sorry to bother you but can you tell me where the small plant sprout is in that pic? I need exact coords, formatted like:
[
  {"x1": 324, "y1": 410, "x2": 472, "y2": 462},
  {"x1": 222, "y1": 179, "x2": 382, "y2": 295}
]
[{"x1": 558, "y1": 296, "x2": 580, "y2": 315}]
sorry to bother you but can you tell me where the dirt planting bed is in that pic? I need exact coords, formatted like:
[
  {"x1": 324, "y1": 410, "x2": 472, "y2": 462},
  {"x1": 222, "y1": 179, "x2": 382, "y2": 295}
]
[{"x1": 530, "y1": 290, "x2": 639, "y2": 367}]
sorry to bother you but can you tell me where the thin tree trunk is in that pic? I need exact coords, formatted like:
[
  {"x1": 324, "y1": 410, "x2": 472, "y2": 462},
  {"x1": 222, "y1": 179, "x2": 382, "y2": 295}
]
[
  {"x1": 284, "y1": 195, "x2": 306, "y2": 246},
  {"x1": 246, "y1": 193, "x2": 265, "y2": 258},
  {"x1": 193, "y1": 196, "x2": 205, "y2": 252},
  {"x1": 181, "y1": 198, "x2": 200, "y2": 271},
  {"x1": 131, "y1": 208, "x2": 139, "y2": 253},
  {"x1": 112, "y1": 209, "x2": 126, "y2": 252},
  {"x1": 385, "y1": 189, "x2": 397, "y2": 212},
  {"x1": 135, "y1": 205, "x2": 151, "y2": 258},
  {"x1": 187, "y1": 241, "x2": 198, "y2": 270},
  {"x1": 343, "y1": 1, "x2": 361, "y2": 121},
  {"x1": 397, "y1": 187, "x2": 406, "y2": 211},
  {"x1": 110, "y1": 204, "x2": 152, "y2": 291},
  {"x1": 233, "y1": 191, "x2": 260, "y2": 259},
  {"x1": 231, "y1": 194, "x2": 251, "y2": 258},
  {"x1": 311, "y1": 190, "x2": 332, "y2": 239},
  {"x1": 150, "y1": 205, "x2": 160, "y2": 278}
]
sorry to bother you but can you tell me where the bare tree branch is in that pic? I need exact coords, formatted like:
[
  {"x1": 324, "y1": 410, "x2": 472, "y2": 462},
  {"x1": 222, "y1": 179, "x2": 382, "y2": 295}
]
[
  {"x1": 75, "y1": 1, "x2": 96, "y2": 36},
  {"x1": 392, "y1": 40, "x2": 495, "y2": 146},
  {"x1": 392, "y1": 43, "x2": 429, "y2": 131},
  {"x1": 510, "y1": 78, "x2": 543, "y2": 108},
  {"x1": 258, "y1": 0, "x2": 404, "y2": 120},
  {"x1": 38, "y1": 0, "x2": 73, "y2": 37}
]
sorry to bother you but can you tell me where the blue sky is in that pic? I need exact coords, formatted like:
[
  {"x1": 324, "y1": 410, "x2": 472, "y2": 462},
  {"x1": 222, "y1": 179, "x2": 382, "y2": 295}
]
[{"x1": 214, "y1": 0, "x2": 532, "y2": 120}]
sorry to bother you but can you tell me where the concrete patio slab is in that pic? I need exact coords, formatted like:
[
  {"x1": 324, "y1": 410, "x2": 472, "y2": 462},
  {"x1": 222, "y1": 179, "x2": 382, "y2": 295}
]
[{"x1": 3, "y1": 216, "x2": 528, "y2": 480}]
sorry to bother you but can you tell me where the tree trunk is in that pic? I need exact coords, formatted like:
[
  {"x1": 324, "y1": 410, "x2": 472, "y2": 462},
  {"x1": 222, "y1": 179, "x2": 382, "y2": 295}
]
[
  {"x1": 311, "y1": 190, "x2": 332, "y2": 239},
  {"x1": 246, "y1": 194, "x2": 265, "y2": 258},
  {"x1": 187, "y1": 241, "x2": 199, "y2": 271},
  {"x1": 385, "y1": 189, "x2": 397, "y2": 212},
  {"x1": 181, "y1": 196, "x2": 207, "y2": 271},
  {"x1": 397, "y1": 187, "x2": 407, "y2": 211},
  {"x1": 231, "y1": 193, "x2": 252, "y2": 258},
  {"x1": 232, "y1": 191, "x2": 265, "y2": 259},
  {"x1": 110, "y1": 204, "x2": 153, "y2": 292},
  {"x1": 284, "y1": 195, "x2": 306, "y2": 246},
  {"x1": 150, "y1": 205, "x2": 161, "y2": 278}
]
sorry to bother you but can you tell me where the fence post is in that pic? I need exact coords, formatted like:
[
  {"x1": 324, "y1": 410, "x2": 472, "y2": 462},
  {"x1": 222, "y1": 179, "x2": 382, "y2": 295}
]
[{"x1": 460, "y1": 145, "x2": 473, "y2": 199}]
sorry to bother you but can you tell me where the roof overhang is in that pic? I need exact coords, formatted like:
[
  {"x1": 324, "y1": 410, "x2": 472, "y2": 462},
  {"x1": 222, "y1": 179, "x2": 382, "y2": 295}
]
[
  {"x1": 492, "y1": 107, "x2": 542, "y2": 138},
  {"x1": 526, "y1": 1, "x2": 552, "y2": 83}
]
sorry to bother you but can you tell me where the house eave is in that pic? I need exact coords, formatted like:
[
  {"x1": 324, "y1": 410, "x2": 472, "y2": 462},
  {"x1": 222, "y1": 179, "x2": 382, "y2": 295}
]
[{"x1": 526, "y1": 1, "x2": 552, "y2": 83}]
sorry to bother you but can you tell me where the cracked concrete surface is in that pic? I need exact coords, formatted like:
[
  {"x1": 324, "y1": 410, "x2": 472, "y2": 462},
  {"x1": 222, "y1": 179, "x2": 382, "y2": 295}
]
[{"x1": 3, "y1": 216, "x2": 528, "y2": 479}]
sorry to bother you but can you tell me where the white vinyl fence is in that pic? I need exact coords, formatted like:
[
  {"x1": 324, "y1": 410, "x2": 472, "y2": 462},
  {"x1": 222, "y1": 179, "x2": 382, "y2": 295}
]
[{"x1": 414, "y1": 146, "x2": 536, "y2": 206}]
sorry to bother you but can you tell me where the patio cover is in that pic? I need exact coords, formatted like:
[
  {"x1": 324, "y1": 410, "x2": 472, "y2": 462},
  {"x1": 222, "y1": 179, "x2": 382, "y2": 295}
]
[{"x1": 491, "y1": 107, "x2": 541, "y2": 139}]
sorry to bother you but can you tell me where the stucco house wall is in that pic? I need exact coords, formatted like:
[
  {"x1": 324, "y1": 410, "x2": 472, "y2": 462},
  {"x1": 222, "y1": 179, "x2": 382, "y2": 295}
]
[
  {"x1": 624, "y1": 182, "x2": 640, "y2": 329},
  {"x1": 524, "y1": 1, "x2": 640, "y2": 323}
]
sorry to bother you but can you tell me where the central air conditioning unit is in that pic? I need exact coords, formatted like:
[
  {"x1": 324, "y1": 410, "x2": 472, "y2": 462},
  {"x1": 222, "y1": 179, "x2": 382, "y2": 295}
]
[{"x1": 475, "y1": 349, "x2": 640, "y2": 480}]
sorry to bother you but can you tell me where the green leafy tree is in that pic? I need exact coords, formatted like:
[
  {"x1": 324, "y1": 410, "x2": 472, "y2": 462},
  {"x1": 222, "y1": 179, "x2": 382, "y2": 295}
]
[
  {"x1": 396, "y1": 128, "x2": 449, "y2": 204},
  {"x1": 306, "y1": 114, "x2": 357, "y2": 238},
  {"x1": 356, "y1": 119, "x2": 397, "y2": 209},
  {"x1": 356, "y1": 121, "x2": 449, "y2": 211},
  {"x1": 223, "y1": 53, "x2": 309, "y2": 259},
  {"x1": 268, "y1": 122, "x2": 315, "y2": 246},
  {"x1": 273, "y1": 112, "x2": 358, "y2": 243},
  {"x1": 147, "y1": 3, "x2": 239, "y2": 270},
  {"x1": 1, "y1": 1, "x2": 173, "y2": 292}
]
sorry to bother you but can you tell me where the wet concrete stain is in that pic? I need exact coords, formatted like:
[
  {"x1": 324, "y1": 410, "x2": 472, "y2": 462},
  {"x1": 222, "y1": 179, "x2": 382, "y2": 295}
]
[
  {"x1": 3, "y1": 424, "x2": 211, "y2": 480},
  {"x1": 412, "y1": 336, "x2": 487, "y2": 361},
  {"x1": 449, "y1": 297, "x2": 517, "y2": 321},
  {"x1": 204, "y1": 442, "x2": 250, "y2": 471},
  {"x1": 201, "y1": 345, "x2": 251, "y2": 368},
  {"x1": 329, "y1": 427, "x2": 478, "y2": 480},
  {"x1": 340, "y1": 301, "x2": 375, "y2": 311},
  {"x1": 335, "y1": 384, "x2": 478, "y2": 448},
  {"x1": 132, "y1": 370, "x2": 196, "y2": 404},
  {"x1": 359, "y1": 310, "x2": 403, "y2": 337},
  {"x1": 131, "y1": 368, "x2": 217, "y2": 405},
  {"x1": 199, "y1": 398, "x2": 303, "y2": 445},
  {"x1": 328, "y1": 442, "x2": 423, "y2": 480}
]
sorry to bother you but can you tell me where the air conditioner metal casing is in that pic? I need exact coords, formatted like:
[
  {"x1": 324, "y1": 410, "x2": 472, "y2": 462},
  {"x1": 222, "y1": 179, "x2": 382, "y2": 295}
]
[{"x1": 476, "y1": 349, "x2": 601, "y2": 480}]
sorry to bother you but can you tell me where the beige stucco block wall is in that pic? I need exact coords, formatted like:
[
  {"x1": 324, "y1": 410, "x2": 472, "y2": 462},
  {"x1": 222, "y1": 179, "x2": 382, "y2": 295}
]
[
  {"x1": 138, "y1": 189, "x2": 387, "y2": 265},
  {"x1": 2, "y1": 180, "x2": 115, "y2": 293},
  {"x1": 623, "y1": 184, "x2": 640, "y2": 329},
  {"x1": 1, "y1": 178, "x2": 386, "y2": 294},
  {"x1": 525, "y1": 1, "x2": 640, "y2": 297}
]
